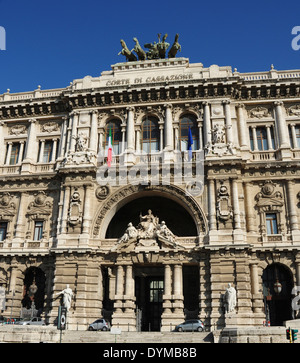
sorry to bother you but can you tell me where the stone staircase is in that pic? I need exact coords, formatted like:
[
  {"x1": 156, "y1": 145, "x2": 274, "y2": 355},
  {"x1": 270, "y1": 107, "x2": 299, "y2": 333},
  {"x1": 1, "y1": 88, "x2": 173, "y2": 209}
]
[{"x1": 0, "y1": 326, "x2": 214, "y2": 343}]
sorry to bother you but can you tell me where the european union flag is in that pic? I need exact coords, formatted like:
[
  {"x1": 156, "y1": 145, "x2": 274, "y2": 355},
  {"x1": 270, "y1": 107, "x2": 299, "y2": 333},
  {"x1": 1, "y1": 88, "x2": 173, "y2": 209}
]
[{"x1": 188, "y1": 127, "x2": 193, "y2": 161}]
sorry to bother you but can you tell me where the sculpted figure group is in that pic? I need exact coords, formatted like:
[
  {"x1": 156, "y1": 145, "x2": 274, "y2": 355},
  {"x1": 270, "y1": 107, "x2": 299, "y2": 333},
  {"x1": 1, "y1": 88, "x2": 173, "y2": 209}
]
[
  {"x1": 115, "y1": 209, "x2": 176, "y2": 248},
  {"x1": 118, "y1": 33, "x2": 181, "y2": 62}
]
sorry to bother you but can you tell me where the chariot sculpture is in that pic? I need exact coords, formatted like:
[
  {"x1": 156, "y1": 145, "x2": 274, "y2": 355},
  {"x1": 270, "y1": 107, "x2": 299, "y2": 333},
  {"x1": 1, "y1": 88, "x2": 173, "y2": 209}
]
[{"x1": 118, "y1": 33, "x2": 181, "y2": 62}]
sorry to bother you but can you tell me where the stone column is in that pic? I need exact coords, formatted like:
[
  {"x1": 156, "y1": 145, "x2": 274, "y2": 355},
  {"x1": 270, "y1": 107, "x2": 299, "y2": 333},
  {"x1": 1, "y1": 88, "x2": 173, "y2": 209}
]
[
  {"x1": 14, "y1": 192, "x2": 28, "y2": 244},
  {"x1": 286, "y1": 180, "x2": 299, "y2": 231},
  {"x1": 82, "y1": 185, "x2": 93, "y2": 235},
  {"x1": 173, "y1": 264, "x2": 184, "y2": 317},
  {"x1": 274, "y1": 101, "x2": 290, "y2": 148},
  {"x1": 251, "y1": 126, "x2": 259, "y2": 151},
  {"x1": 38, "y1": 139, "x2": 45, "y2": 162},
  {"x1": 164, "y1": 104, "x2": 174, "y2": 150},
  {"x1": 250, "y1": 263, "x2": 261, "y2": 313},
  {"x1": 203, "y1": 102, "x2": 211, "y2": 146},
  {"x1": 60, "y1": 185, "x2": 71, "y2": 235},
  {"x1": 231, "y1": 179, "x2": 241, "y2": 230},
  {"x1": 58, "y1": 116, "x2": 68, "y2": 158},
  {"x1": 244, "y1": 182, "x2": 256, "y2": 233},
  {"x1": 163, "y1": 264, "x2": 172, "y2": 314},
  {"x1": 19, "y1": 141, "x2": 25, "y2": 163},
  {"x1": 89, "y1": 110, "x2": 98, "y2": 153},
  {"x1": 290, "y1": 123, "x2": 298, "y2": 149},
  {"x1": 115, "y1": 265, "x2": 124, "y2": 313},
  {"x1": 126, "y1": 107, "x2": 135, "y2": 151},
  {"x1": 4, "y1": 142, "x2": 12, "y2": 165},
  {"x1": 266, "y1": 125, "x2": 274, "y2": 150},
  {"x1": 52, "y1": 138, "x2": 58, "y2": 161},
  {"x1": 135, "y1": 125, "x2": 141, "y2": 153},
  {"x1": 69, "y1": 111, "x2": 79, "y2": 152},
  {"x1": 23, "y1": 118, "x2": 37, "y2": 163},
  {"x1": 237, "y1": 104, "x2": 248, "y2": 148},
  {"x1": 208, "y1": 179, "x2": 217, "y2": 231},
  {"x1": 0, "y1": 121, "x2": 5, "y2": 164},
  {"x1": 223, "y1": 100, "x2": 233, "y2": 145}
]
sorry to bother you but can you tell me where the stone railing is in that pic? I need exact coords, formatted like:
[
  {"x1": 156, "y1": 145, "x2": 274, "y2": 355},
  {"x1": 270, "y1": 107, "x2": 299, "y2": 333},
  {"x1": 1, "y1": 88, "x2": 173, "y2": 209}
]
[
  {"x1": 240, "y1": 69, "x2": 300, "y2": 81},
  {"x1": 0, "y1": 88, "x2": 64, "y2": 103}
]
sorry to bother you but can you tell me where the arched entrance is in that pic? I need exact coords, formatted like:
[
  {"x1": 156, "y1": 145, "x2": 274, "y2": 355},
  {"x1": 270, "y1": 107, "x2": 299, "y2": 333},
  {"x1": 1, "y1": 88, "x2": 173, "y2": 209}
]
[
  {"x1": 105, "y1": 195, "x2": 197, "y2": 239},
  {"x1": 22, "y1": 267, "x2": 46, "y2": 317},
  {"x1": 102, "y1": 192, "x2": 201, "y2": 332},
  {"x1": 262, "y1": 263, "x2": 293, "y2": 326}
]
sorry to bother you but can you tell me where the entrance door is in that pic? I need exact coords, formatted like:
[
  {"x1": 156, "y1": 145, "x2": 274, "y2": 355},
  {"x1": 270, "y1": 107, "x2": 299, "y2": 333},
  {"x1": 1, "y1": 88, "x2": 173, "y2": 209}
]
[
  {"x1": 262, "y1": 263, "x2": 293, "y2": 326},
  {"x1": 146, "y1": 277, "x2": 163, "y2": 331},
  {"x1": 135, "y1": 270, "x2": 164, "y2": 331}
]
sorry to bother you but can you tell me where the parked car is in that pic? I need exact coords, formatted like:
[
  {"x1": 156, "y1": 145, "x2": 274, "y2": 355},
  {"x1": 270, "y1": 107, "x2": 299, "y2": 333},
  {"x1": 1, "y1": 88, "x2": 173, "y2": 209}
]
[
  {"x1": 88, "y1": 318, "x2": 111, "y2": 331},
  {"x1": 175, "y1": 319, "x2": 204, "y2": 332},
  {"x1": 16, "y1": 317, "x2": 45, "y2": 326}
]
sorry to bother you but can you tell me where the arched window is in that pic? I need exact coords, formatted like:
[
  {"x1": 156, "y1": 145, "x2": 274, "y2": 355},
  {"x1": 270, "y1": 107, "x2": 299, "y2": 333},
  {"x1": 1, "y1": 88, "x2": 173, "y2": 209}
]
[
  {"x1": 141, "y1": 116, "x2": 160, "y2": 153},
  {"x1": 104, "y1": 120, "x2": 122, "y2": 155},
  {"x1": 179, "y1": 114, "x2": 199, "y2": 151}
]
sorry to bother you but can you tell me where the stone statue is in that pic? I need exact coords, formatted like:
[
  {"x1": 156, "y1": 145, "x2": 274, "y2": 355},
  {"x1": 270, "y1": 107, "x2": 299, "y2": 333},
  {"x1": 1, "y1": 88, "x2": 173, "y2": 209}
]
[
  {"x1": 73, "y1": 132, "x2": 88, "y2": 152},
  {"x1": 168, "y1": 33, "x2": 181, "y2": 58},
  {"x1": 132, "y1": 37, "x2": 146, "y2": 61},
  {"x1": 112, "y1": 211, "x2": 178, "y2": 252},
  {"x1": 212, "y1": 124, "x2": 225, "y2": 144},
  {"x1": 156, "y1": 221, "x2": 175, "y2": 243},
  {"x1": 56, "y1": 284, "x2": 73, "y2": 311},
  {"x1": 224, "y1": 283, "x2": 237, "y2": 313},
  {"x1": 118, "y1": 39, "x2": 137, "y2": 62},
  {"x1": 118, "y1": 222, "x2": 138, "y2": 243},
  {"x1": 144, "y1": 35, "x2": 160, "y2": 60},
  {"x1": 138, "y1": 209, "x2": 159, "y2": 238},
  {"x1": 157, "y1": 33, "x2": 170, "y2": 59}
]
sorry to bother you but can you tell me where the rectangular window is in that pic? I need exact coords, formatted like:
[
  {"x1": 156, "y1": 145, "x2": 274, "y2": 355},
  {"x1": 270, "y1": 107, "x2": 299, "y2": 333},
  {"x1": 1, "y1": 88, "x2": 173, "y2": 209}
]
[
  {"x1": 9, "y1": 143, "x2": 20, "y2": 165},
  {"x1": 266, "y1": 213, "x2": 278, "y2": 235},
  {"x1": 296, "y1": 126, "x2": 300, "y2": 148},
  {"x1": 33, "y1": 221, "x2": 44, "y2": 241},
  {"x1": 43, "y1": 141, "x2": 53, "y2": 163},
  {"x1": 0, "y1": 222, "x2": 7, "y2": 241},
  {"x1": 256, "y1": 127, "x2": 268, "y2": 151}
]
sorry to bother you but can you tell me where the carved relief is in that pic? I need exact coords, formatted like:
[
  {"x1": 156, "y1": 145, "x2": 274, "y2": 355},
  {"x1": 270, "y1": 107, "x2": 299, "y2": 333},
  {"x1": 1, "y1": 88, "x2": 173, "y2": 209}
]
[
  {"x1": 26, "y1": 192, "x2": 53, "y2": 240},
  {"x1": 40, "y1": 121, "x2": 60, "y2": 133},
  {"x1": 111, "y1": 210, "x2": 179, "y2": 253},
  {"x1": 255, "y1": 181, "x2": 284, "y2": 235},
  {"x1": 95, "y1": 186, "x2": 110, "y2": 200},
  {"x1": 216, "y1": 183, "x2": 233, "y2": 224},
  {"x1": 26, "y1": 191, "x2": 52, "y2": 220},
  {"x1": 0, "y1": 193, "x2": 16, "y2": 225},
  {"x1": 67, "y1": 189, "x2": 82, "y2": 227},
  {"x1": 9, "y1": 124, "x2": 27, "y2": 135},
  {"x1": 247, "y1": 106, "x2": 271, "y2": 119},
  {"x1": 286, "y1": 104, "x2": 300, "y2": 117}
]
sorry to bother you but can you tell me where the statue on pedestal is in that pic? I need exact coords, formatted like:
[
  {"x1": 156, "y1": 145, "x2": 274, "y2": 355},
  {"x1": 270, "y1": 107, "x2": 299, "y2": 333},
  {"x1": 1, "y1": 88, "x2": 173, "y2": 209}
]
[
  {"x1": 55, "y1": 284, "x2": 73, "y2": 312},
  {"x1": 223, "y1": 283, "x2": 237, "y2": 314}
]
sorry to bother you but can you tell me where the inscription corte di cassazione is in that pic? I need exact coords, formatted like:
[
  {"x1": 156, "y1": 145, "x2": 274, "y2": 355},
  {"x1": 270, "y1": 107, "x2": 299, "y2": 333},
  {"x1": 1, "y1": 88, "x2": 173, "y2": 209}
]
[{"x1": 106, "y1": 73, "x2": 194, "y2": 87}]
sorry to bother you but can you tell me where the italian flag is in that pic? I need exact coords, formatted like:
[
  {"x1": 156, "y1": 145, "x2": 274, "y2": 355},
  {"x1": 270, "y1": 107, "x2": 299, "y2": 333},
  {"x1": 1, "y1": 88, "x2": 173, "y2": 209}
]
[{"x1": 107, "y1": 127, "x2": 113, "y2": 167}]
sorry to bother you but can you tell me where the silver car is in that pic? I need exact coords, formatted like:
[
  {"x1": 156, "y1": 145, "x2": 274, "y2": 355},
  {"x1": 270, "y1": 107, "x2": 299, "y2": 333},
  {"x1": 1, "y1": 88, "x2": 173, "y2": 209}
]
[
  {"x1": 16, "y1": 317, "x2": 45, "y2": 326},
  {"x1": 88, "y1": 318, "x2": 111, "y2": 331},
  {"x1": 175, "y1": 319, "x2": 204, "y2": 332}
]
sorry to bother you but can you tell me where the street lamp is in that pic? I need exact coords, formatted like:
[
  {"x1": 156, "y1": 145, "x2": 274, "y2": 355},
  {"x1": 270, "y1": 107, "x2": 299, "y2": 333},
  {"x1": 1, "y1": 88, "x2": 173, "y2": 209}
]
[{"x1": 274, "y1": 279, "x2": 282, "y2": 295}]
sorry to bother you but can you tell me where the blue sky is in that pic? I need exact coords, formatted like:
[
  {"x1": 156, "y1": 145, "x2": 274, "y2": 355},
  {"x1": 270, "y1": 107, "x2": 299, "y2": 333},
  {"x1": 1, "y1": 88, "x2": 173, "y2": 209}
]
[{"x1": 0, "y1": 0, "x2": 299, "y2": 94}]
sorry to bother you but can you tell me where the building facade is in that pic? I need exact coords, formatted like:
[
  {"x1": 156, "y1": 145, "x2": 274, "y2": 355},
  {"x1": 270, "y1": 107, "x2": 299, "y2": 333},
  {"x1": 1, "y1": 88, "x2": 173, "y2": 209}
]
[{"x1": 0, "y1": 57, "x2": 300, "y2": 330}]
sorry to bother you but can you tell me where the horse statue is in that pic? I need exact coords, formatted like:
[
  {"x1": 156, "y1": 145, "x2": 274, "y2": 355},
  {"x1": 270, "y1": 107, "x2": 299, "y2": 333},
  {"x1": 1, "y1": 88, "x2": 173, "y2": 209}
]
[
  {"x1": 168, "y1": 33, "x2": 181, "y2": 58},
  {"x1": 157, "y1": 33, "x2": 170, "y2": 59},
  {"x1": 132, "y1": 37, "x2": 147, "y2": 61},
  {"x1": 118, "y1": 39, "x2": 137, "y2": 62}
]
